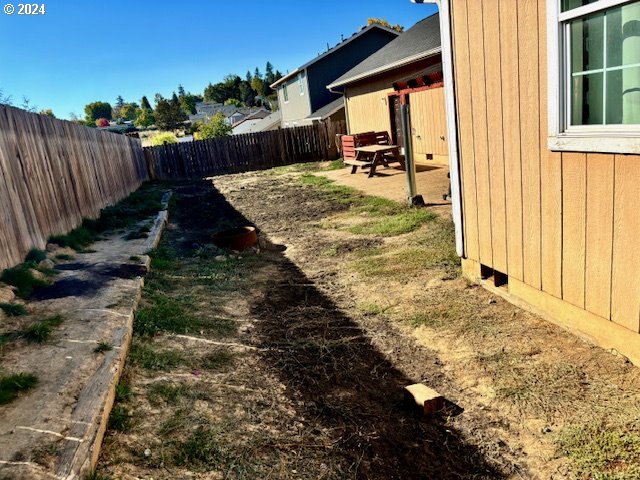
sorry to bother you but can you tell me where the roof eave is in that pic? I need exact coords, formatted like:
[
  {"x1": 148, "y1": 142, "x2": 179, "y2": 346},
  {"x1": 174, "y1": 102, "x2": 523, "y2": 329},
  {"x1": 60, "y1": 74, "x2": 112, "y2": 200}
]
[
  {"x1": 271, "y1": 24, "x2": 401, "y2": 89},
  {"x1": 326, "y1": 46, "x2": 442, "y2": 90},
  {"x1": 270, "y1": 67, "x2": 303, "y2": 89}
]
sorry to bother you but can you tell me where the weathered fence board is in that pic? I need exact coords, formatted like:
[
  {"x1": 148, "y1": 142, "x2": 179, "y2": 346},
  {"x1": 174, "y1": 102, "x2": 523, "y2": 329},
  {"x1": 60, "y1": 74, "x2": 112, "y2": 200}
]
[
  {"x1": 144, "y1": 121, "x2": 347, "y2": 180},
  {"x1": 0, "y1": 105, "x2": 147, "y2": 270}
]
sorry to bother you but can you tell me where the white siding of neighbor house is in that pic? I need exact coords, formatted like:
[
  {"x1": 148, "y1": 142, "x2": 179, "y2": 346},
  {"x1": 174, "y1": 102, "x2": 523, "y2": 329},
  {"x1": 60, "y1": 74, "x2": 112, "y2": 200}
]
[{"x1": 277, "y1": 71, "x2": 313, "y2": 127}]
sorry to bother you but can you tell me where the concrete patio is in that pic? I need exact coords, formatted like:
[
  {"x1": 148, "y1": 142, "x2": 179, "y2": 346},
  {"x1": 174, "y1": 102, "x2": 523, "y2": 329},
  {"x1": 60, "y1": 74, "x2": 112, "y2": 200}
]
[{"x1": 319, "y1": 163, "x2": 452, "y2": 215}]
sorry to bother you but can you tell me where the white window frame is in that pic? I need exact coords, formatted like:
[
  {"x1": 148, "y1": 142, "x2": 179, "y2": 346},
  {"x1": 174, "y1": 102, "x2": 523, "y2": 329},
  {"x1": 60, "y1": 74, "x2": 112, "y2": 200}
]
[
  {"x1": 548, "y1": 0, "x2": 640, "y2": 153},
  {"x1": 282, "y1": 85, "x2": 289, "y2": 103},
  {"x1": 298, "y1": 73, "x2": 305, "y2": 96}
]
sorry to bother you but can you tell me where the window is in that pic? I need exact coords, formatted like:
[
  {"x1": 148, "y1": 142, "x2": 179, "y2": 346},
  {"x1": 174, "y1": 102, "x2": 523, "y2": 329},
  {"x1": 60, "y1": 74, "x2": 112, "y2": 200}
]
[
  {"x1": 282, "y1": 86, "x2": 289, "y2": 103},
  {"x1": 548, "y1": 0, "x2": 640, "y2": 153},
  {"x1": 298, "y1": 73, "x2": 305, "y2": 95}
]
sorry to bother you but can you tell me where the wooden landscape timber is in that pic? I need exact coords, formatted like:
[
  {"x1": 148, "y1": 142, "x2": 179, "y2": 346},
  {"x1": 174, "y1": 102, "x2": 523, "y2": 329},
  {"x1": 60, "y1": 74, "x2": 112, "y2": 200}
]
[
  {"x1": 143, "y1": 120, "x2": 347, "y2": 180},
  {"x1": 0, "y1": 105, "x2": 148, "y2": 271}
]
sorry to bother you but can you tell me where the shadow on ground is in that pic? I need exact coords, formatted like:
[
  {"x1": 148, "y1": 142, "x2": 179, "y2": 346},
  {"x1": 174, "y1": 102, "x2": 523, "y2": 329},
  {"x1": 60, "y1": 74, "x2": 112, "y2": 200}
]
[{"x1": 171, "y1": 180, "x2": 508, "y2": 479}]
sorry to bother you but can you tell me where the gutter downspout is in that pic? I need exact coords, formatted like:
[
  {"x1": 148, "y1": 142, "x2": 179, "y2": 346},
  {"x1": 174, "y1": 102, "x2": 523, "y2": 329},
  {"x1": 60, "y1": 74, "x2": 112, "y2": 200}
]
[{"x1": 412, "y1": 0, "x2": 464, "y2": 257}]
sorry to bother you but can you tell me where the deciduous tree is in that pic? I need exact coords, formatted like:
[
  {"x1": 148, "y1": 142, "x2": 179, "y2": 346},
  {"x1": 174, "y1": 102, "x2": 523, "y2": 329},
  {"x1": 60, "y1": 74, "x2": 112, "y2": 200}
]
[
  {"x1": 367, "y1": 18, "x2": 403, "y2": 32},
  {"x1": 84, "y1": 101, "x2": 112, "y2": 122},
  {"x1": 134, "y1": 108, "x2": 155, "y2": 128},
  {"x1": 119, "y1": 103, "x2": 139, "y2": 121}
]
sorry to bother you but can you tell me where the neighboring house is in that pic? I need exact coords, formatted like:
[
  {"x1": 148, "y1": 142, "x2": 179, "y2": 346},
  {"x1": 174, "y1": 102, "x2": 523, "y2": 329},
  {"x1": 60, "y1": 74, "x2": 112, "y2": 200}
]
[
  {"x1": 328, "y1": 14, "x2": 447, "y2": 165},
  {"x1": 431, "y1": 0, "x2": 640, "y2": 364},
  {"x1": 232, "y1": 109, "x2": 280, "y2": 135},
  {"x1": 189, "y1": 102, "x2": 267, "y2": 126},
  {"x1": 271, "y1": 24, "x2": 401, "y2": 127}
]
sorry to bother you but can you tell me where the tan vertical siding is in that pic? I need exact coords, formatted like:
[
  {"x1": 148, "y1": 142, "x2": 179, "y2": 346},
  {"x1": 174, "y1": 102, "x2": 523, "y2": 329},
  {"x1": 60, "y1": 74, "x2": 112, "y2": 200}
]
[
  {"x1": 499, "y1": 0, "x2": 524, "y2": 281},
  {"x1": 539, "y1": 0, "x2": 563, "y2": 298},
  {"x1": 483, "y1": 0, "x2": 508, "y2": 274},
  {"x1": 518, "y1": 0, "x2": 542, "y2": 290},
  {"x1": 344, "y1": 61, "x2": 448, "y2": 163},
  {"x1": 611, "y1": 155, "x2": 640, "y2": 332},
  {"x1": 451, "y1": 0, "x2": 640, "y2": 335},
  {"x1": 467, "y1": 0, "x2": 493, "y2": 267},
  {"x1": 585, "y1": 154, "x2": 614, "y2": 319},
  {"x1": 451, "y1": 0, "x2": 479, "y2": 260},
  {"x1": 562, "y1": 153, "x2": 586, "y2": 308},
  {"x1": 410, "y1": 88, "x2": 448, "y2": 157}
]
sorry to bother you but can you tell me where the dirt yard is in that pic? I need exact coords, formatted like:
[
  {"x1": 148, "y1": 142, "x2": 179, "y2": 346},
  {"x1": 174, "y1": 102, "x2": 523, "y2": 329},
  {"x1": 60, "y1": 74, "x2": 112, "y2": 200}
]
[{"x1": 96, "y1": 164, "x2": 640, "y2": 480}]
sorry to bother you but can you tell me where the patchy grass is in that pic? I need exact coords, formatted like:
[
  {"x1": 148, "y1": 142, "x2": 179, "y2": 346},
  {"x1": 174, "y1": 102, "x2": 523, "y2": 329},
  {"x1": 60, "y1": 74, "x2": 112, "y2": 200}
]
[
  {"x1": 54, "y1": 253, "x2": 75, "y2": 261},
  {"x1": 115, "y1": 382, "x2": 132, "y2": 402},
  {"x1": 146, "y1": 247, "x2": 178, "y2": 271},
  {"x1": 49, "y1": 183, "x2": 164, "y2": 251},
  {"x1": 25, "y1": 248, "x2": 47, "y2": 263},
  {"x1": 129, "y1": 255, "x2": 141, "y2": 262},
  {"x1": 200, "y1": 350, "x2": 235, "y2": 370},
  {"x1": 134, "y1": 291, "x2": 201, "y2": 337},
  {"x1": 173, "y1": 426, "x2": 226, "y2": 471},
  {"x1": 108, "y1": 405, "x2": 131, "y2": 432},
  {"x1": 268, "y1": 160, "x2": 345, "y2": 175},
  {"x1": 147, "y1": 382, "x2": 211, "y2": 406},
  {"x1": 85, "y1": 471, "x2": 112, "y2": 480},
  {"x1": 129, "y1": 343, "x2": 186, "y2": 371},
  {"x1": 301, "y1": 174, "x2": 436, "y2": 236},
  {"x1": 556, "y1": 422, "x2": 640, "y2": 480},
  {"x1": 357, "y1": 301, "x2": 394, "y2": 315},
  {"x1": 349, "y1": 210, "x2": 436, "y2": 236},
  {"x1": 49, "y1": 226, "x2": 96, "y2": 251},
  {"x1": 147, "y1": 382, "x2": 190, "y2": 405},
  {"x1": 21, "y1": 315, "x2": 64, "y2": 343},
  {"x1": 0, "y1": 303, "x2": 27, "y2": 317},
  {"x1": 0, "y1": 264, "x2": 52, "y2": 298},
  {"x1": 125, "y1": 225, "x2": 150, "y2": 240},
  {"x1": 94, "y1": 341, "x2": 113, "y2": 353},
  {"x1": 0, "y1": 373, "x2": 38, "y2": 404}
]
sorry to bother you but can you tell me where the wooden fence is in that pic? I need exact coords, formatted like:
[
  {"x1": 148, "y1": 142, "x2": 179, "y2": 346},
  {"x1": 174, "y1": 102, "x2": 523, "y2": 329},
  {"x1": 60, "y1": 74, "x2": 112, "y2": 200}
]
[
  {"x1": 0, "y1": 105, "x2": 148, "y2": 270},
  {"x1": 144, "y1": 120, "x2": 347, "y2": 180}
]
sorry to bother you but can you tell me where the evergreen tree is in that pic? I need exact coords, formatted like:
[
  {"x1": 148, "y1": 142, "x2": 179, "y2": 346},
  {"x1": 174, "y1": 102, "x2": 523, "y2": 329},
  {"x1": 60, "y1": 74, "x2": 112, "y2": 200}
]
[
  {"x1": 154, "y1": 93, "x2": 186, "y2": 130},
  {"x1": 140, "y1": 96, "x2": 152, "y2": 111},
  {"x1": 114, "y1": 95, "x2": 125, "y2": 118}
]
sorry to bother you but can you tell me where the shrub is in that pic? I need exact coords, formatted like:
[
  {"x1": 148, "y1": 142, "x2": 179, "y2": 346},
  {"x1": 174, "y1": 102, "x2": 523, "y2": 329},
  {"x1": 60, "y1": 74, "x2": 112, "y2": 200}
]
[
  {"x1": 95, "y1": 118, "x2": 110, "y2": 127},
  {"x1": 149, "y1": 132, "x2": 177, "y2": 146},
  {"x1": 195, "y1": 113, "x2": 232, "y2": 140},
  {"x1": 25, "y1": 248, "x2": 47, "y2": 263}
]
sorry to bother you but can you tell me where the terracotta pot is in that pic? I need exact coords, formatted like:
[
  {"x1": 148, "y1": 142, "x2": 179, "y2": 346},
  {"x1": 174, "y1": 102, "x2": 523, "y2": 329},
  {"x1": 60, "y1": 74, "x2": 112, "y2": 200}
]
[{"x1": 211, "y1": 226, "x2": 258, "y2": 251}]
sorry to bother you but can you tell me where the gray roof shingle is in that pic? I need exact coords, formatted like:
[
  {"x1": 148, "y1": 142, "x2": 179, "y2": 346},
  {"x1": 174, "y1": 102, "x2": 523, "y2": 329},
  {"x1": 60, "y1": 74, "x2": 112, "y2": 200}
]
[
  {"x1": 270, "y1": 23, "x2": 401, "y2": 88},
  {"x1": 327, "y1": 14, "x2": 441, "y2": 89},
  {"x1": 305, "y1": 97, "x2": 345, "y2": 120}
]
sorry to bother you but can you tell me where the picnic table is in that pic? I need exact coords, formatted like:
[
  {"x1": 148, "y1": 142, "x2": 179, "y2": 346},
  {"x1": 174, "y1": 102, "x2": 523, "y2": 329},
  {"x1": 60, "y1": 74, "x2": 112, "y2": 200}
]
[
  {"x1": 349, "y1": 144, "x2": 404, "y2": 178},
  {"x1": 340, "y1": 131, "x2": 405, "y2": 178}
]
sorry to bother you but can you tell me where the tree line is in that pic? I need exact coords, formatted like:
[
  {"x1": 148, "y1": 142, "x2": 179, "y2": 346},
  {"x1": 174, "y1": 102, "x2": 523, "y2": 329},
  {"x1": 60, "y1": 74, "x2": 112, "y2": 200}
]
[{"x1": 81, "y1": 62, "x2": 283, "y2": 130}]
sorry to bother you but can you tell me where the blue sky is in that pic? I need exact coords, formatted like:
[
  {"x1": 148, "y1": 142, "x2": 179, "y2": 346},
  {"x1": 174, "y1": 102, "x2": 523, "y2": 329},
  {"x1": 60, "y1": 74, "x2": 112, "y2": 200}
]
[{"x1": 0, "y1": 1, "x2": 437, "y2": 119}]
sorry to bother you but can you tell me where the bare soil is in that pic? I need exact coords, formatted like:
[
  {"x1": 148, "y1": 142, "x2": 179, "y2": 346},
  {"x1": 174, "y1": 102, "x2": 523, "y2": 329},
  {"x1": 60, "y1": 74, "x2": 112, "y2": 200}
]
[{"x1": 96, "y1": 167, "x2": 640, "y2": 480}]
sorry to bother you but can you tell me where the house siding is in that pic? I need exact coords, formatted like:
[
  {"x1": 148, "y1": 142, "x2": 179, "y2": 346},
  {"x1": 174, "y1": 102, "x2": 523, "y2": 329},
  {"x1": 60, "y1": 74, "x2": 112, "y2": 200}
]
[
  {"x1": 307, "y1": 28, "x2": 400, "y2": 114},
  {"x1": 344, "y1": 60, "x2": 448, "y2": 164},
  {"x1": 277, "y1": 73, "x2": 312, "y2": 126},
  {"x1": 450, "y1": 0, "x2": 640, "y2": 346},
  {"x1": 277, "y1": 27, "x2": 399, "y2": 127}
]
